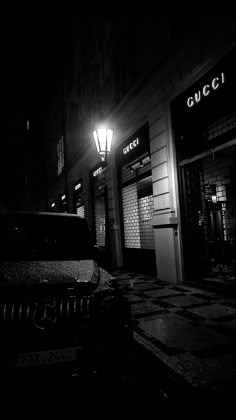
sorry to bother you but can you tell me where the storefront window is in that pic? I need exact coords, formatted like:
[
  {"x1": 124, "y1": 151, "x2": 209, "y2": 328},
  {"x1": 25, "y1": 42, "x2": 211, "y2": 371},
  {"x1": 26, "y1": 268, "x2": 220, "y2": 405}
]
[
  {"x1": 90, "y1": 162, "x2": 107, "y2": 248},
  {"x1": 180, "y1": 146, "x2": 236, "y2": 283},
  {"x1": 73, "y1": 179, "x2": 85, "y2": 218},
  {"x1": 76, "y1": 205, "x2": 85, "y2": 218},
  {"x1": 117, "y1": 122, "x2": 156, "y2": 273},
  {"x1": 94, "y1": 196, "x2": 106, "y2": 247},
  {"x1": 122, "y1": 175, "x2": 154, "y2": 250},
  {"x1": 122, "y1": 183, "x2": 141, "y2": 248},
  {"x1": 60, "y1": 194, "x2": 67, "y2": 213}
]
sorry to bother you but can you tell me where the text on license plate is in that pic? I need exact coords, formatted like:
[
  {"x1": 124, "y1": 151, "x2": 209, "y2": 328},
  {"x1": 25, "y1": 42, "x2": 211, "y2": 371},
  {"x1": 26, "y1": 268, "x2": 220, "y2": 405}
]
[{"x1": 18, "y1": 347, "x2": 78, "y2": 368}]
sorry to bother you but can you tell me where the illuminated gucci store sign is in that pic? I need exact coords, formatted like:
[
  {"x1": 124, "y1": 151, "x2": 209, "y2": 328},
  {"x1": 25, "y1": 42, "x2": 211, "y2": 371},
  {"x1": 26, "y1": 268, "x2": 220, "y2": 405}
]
[
  {"x1": 187, "y1": 72, "x2": 225, "y2": 108},
  {"x1": 123, "y1": 138, "x2": 139, "y2": 155},
  {"x1": 74, "y1": 181, "x2": 82, "y2": 191},
  {"x1": 93, "y1": 166, "x2": 103, "y2": 177},
  {"x1": 91, "y1": 161, "x2": 106, "y2": 179},
  {"x1": 117, "y1": 122, "x2": 150, "y2": 168}
]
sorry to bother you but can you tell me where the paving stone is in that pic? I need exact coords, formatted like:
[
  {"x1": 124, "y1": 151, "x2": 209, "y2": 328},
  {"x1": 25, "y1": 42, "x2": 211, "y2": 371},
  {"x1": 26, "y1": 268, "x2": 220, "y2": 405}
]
[
  {"x1": 188, "y1": 303, "x2": 236, "y2": 319},
  {"x1": 113, "y1": 270, "x2": 236, "y2": 393},
  {"x1": 113, "y1": 274, "x2": 131, "y2": 279},
  {"x1": 170, "y1": 286, "x2": 191, "y2": 293},
  {"x1": 135, "y1": 313, "x2": 167, "y2": 323},
  {"x1": 126, "y1": 283, "x2": 161, "y2": 291},
  {"x1": 151, "y1": 299, "x2": 177, "y2": 309},
  {"x1": 116, "y1": 278, "x2": 148, "y2": 286},
  {"x1": 164, "y1": 295, "x2": 207, "y2": 307},
  {"x1": 191, "y1": 293, "x2": 218, "y2": 301},
  {"x1": 175, "y1": 309, "x2": 205, "y2": 322},
  {"x1": 171, "y1": 351, "x2": 236, "y2": 387},
  {"x1": 143, "y1": 289, "x2": 183, "y2": 298},
  {"x1": 130, "y1": 301, "x2": 164, "y2": 317},
  {"x1": 183, "y1": 286, "x2": 217, "y2": 295},
  {"x1": 137, "y1": 314, "x2": 232, "y2": 352},
  {"x1": 218, "y1": 301, "x2": 236, "y2": 308},
  {"x1": 124, "y1": 295, "x2": 144, "y2": 303}
]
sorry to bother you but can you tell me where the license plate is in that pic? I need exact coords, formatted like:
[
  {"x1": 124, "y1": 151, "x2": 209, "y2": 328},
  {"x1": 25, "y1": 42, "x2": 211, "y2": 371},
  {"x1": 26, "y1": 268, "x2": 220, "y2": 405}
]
[{"x1": 18, "y1": 347, "x2": 78, "y2": 368}]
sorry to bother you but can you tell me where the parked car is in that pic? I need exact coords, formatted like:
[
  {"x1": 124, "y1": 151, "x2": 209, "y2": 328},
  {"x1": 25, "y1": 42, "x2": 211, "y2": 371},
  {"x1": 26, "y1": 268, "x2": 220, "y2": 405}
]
[{"x1": 0, "y1": 211, "x2": 133, "y2": 387}]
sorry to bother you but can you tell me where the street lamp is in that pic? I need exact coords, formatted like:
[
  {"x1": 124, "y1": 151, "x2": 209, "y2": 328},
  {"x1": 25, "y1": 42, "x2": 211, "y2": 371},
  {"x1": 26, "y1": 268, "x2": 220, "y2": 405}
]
[
  {"x1": 93, "y1": 126, "x2": 113, "y2": 162},
  {"x1": 92, "y1": 120, "x2": 114, "y2": 271}
]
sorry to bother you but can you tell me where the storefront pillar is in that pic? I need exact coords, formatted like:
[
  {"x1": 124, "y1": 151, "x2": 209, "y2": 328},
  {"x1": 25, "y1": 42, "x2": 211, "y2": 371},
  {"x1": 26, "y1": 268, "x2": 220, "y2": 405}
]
[{"x1": 152, "y1": 214, "x2": 183, "y2": 284}]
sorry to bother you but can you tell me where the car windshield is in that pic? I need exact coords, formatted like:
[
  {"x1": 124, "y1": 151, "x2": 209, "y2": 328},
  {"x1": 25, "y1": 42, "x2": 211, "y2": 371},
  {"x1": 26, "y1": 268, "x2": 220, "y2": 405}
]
[{"x1": 0, "y1": 213, "x2": 94, "y2": 261}]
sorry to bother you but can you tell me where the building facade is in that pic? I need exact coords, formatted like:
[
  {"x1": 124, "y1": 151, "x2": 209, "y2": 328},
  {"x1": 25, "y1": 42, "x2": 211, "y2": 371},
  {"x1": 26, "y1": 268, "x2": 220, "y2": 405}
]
[{"x1": 45, "y1": 20, "x2": 236, "y2": 287}]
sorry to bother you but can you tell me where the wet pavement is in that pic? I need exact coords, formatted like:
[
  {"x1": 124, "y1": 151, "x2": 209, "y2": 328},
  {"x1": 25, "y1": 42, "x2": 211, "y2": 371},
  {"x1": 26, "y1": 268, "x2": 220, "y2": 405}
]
[{"x1": 112, "y1": 269, "x2": 236, "y2": 399}]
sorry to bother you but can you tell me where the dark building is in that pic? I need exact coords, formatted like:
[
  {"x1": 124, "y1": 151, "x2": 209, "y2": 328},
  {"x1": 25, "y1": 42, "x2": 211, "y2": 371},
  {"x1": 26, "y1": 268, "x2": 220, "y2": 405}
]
[
  {"x1": 1, "y1": 24, "x2": 55, "y2": 212},
  {"x1": 43, "y1": 20, "x2": 236, "y2": 289}
]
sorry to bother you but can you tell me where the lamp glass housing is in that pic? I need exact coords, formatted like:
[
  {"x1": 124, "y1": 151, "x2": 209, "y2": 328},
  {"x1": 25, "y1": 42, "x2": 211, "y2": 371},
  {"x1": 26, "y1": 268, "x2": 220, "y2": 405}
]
[{"x1": 93, "y1": 128, "x2": 113, "y2": 161}]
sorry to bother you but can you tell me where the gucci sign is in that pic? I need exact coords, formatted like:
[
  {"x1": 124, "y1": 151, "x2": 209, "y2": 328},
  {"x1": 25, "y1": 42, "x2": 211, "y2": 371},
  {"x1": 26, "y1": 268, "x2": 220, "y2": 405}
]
[
  {"x1": 93, "y1": 166, "x2": 103, "y2": 177},
  {"x1": 123, "y1": 138, "x2": 139, "y2": 155},
  {"x1": 187, "y1": 72, "x2": 225, "y2": 108}
]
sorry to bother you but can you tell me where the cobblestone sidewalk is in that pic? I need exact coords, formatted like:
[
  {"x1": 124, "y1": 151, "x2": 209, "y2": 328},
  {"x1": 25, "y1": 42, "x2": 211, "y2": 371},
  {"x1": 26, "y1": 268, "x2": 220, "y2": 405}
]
[{"x1": 112, "y1": 269, "x2": 236, "y2": 398}]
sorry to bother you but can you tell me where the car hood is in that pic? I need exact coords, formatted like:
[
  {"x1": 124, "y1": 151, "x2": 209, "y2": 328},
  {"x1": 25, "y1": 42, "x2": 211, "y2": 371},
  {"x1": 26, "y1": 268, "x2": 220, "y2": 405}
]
[{"x1": 0, "y1": 260, "x2": 99, "y2": 287}]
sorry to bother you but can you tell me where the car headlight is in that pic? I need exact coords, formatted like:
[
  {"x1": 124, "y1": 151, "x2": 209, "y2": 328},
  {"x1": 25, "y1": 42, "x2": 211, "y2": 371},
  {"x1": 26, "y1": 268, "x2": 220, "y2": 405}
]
[{"x1": 100, "y1": 295, "x2": 117, "y2": 317}]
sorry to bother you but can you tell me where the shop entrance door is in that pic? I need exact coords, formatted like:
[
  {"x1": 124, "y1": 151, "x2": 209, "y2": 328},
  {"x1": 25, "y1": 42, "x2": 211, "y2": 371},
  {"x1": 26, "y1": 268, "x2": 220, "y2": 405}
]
[
  {"x1": 179, "y1": 161, "x2": 207, "y2": 281},
  {"x1": 179, "y1": 146, "x2": 236, "y2": 284},
  {"x1": 121, "y1": 175, "x2": 156, "y2": 274}
]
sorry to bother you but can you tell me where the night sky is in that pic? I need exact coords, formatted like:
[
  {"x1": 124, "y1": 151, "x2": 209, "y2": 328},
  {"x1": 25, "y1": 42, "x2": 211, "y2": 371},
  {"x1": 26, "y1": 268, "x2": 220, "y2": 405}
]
[
  {"x1": 2, "y1": 24, "x2": 64, "y2": 143},
  {"x1": 1, "y1": 24, "x2": 68, "y2": 211}
]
